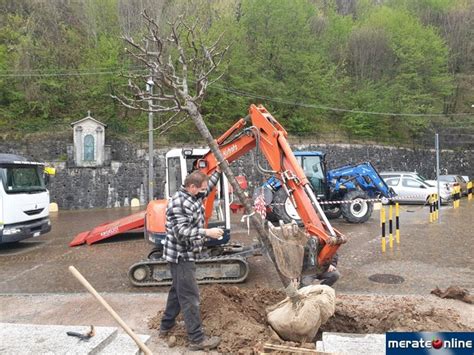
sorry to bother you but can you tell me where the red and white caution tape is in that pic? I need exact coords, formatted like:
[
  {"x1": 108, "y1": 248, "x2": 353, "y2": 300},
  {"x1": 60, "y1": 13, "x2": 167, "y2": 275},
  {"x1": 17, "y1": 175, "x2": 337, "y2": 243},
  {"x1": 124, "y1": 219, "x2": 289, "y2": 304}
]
[{"x1": 267, "y1": 193, "x2": 433, "y2": 206}]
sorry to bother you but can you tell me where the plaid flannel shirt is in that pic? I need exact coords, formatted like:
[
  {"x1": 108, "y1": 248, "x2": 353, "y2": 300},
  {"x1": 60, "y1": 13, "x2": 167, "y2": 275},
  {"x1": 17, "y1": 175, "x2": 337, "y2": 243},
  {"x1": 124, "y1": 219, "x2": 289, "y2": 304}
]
[{"x1": 163, "y1": 171, "x2": 221, "y2": 263}]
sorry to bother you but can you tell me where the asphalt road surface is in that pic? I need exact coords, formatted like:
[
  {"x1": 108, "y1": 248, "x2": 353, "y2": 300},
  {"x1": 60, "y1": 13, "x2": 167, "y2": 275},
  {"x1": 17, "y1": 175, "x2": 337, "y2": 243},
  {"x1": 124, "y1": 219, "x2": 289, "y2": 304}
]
[{"x1": 1, "y1": 199, "x2": 473, "y2": 295}]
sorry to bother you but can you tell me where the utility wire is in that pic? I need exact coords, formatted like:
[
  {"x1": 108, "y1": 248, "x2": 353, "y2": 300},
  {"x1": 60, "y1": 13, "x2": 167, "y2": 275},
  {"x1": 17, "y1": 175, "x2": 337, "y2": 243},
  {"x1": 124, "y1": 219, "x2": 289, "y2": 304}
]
[
  {"x1": 0, "y1": 69, "x2": 145, "y2": 77},
  {"x1": 0, "y1": 67, "x2": 137, "y2": 73},
  {"x1": 208, "y1": 84, "x2": 473, "y2": 118},
  {"x1": 1, "y1": 68, "x2": 473, "y2": 118}
]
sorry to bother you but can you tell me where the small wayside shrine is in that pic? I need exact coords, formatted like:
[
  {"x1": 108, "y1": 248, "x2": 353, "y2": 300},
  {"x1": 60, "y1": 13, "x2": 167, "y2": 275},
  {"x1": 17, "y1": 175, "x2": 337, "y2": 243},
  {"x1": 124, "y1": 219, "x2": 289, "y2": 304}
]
[{"x1": 69, "y1": 111, "x2": 109, "y2": 167}]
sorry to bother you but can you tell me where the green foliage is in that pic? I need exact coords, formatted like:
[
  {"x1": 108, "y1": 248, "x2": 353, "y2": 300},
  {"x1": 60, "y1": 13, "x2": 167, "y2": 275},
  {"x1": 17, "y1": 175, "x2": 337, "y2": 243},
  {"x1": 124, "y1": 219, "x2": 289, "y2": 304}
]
[
  {"x1": 0, "y1": 0, "x2": 469, "y2": 146},
  {"x1": 342, "y1": 82, "x2": 390, "y2": 138},
  {"x1": 338, "y1": 5, "x2": 453, "y2": 140}
]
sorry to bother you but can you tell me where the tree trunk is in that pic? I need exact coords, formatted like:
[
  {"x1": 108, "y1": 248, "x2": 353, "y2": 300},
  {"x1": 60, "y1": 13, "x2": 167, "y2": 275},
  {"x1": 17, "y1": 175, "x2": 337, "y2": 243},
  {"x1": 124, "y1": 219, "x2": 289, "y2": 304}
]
[{"x1": 185, "y1": 101, "x2": 291, "y2": 289}]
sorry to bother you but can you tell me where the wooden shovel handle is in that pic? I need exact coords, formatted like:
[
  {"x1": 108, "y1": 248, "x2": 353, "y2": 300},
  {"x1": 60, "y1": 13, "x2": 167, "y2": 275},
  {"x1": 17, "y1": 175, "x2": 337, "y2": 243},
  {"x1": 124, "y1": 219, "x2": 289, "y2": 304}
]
[{"x1": 69, "y1": 265, "x2": 153, "y2": 355}]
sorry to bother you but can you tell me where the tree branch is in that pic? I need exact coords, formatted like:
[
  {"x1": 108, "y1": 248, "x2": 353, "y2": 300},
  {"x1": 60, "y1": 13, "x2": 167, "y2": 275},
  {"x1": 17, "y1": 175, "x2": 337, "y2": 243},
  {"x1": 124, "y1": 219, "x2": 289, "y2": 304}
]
[{"x1": 114, "y1": 11, "x2": 291, "y2": 291}]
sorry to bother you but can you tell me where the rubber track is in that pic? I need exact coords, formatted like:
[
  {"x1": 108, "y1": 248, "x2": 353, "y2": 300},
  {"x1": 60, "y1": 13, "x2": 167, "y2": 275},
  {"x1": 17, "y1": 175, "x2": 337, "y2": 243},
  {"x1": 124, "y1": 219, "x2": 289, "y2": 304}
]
[{"x1": 128, "y1": 255, "x2": 249, "y2": 287}]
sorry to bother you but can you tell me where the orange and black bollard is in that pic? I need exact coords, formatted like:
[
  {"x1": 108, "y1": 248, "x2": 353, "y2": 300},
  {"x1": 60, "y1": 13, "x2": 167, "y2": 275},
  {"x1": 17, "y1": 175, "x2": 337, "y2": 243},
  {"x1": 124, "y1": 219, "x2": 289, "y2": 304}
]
[
  {"x1": 381, "y1": 207, "x2": 386, "y2": 253},
  {"x1": 468, "y1": 181, "x2": 472, "y2": 201},
  {"x1": 395, "y1": 203, "x2": 400, "y2": 244}
]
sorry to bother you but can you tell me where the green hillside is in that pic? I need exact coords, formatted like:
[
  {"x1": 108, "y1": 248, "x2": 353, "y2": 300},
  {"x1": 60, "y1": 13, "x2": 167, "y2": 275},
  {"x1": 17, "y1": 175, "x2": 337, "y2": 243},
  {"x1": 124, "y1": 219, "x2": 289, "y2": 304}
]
[{"x1": 0, "y1": 0, "x2": 472, "y2": 146}]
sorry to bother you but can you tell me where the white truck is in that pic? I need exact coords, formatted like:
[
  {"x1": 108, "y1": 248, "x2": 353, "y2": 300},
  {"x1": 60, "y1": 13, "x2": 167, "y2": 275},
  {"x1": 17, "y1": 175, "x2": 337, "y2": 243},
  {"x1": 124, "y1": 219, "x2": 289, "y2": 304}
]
[{"x1": 0, "y1": 154, "x2": 52, "y2": 243}]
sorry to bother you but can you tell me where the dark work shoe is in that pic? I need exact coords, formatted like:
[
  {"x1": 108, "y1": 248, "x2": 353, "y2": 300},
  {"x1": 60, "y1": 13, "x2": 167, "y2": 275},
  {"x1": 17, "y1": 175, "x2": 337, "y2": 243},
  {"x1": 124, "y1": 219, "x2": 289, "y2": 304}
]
[
  {"x1": 189, "y1": 335, "x2": 221, "y2": 351},
  {"x1": 159, "y1": 324, "x2": 175, "y2": 337}
]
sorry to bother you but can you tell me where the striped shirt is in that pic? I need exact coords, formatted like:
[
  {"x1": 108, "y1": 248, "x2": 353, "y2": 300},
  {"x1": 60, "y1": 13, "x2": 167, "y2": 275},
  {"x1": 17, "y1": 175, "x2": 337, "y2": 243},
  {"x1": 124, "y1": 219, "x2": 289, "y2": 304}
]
[{"x1": 163, "y1": 171, "x2": 221, "y2": 263}]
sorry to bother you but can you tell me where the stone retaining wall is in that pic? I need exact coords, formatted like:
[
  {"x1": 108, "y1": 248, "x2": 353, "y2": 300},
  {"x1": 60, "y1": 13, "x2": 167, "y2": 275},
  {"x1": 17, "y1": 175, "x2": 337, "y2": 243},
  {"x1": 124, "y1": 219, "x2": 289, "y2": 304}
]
[{"x1": 1, "y1": 135, "x2": 471, "y2": 209}]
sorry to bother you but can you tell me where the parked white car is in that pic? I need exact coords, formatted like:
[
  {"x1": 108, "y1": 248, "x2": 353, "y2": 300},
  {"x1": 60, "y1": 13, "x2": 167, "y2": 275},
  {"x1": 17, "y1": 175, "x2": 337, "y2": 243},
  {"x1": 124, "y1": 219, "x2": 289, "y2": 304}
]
[
  {"x1": 426, "y1": 174, "x2": 468, "y2": 196},
  {"x1": 380, "y1": 172, "x2": 451, "y2": 204},
  {"x1": 380, "y1": 171, "x2": 433, "y2": 186}
]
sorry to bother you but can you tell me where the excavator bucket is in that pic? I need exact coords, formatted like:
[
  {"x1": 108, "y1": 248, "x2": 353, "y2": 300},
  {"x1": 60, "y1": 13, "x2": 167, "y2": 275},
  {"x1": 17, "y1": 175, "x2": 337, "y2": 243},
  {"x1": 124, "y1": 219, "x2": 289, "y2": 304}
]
[
  {"x1": 267, "y1": 221, "x2": 308, "y2": 279},
  {"x1": 69, "y1": 211, "x2": 145, "y2": 246}
]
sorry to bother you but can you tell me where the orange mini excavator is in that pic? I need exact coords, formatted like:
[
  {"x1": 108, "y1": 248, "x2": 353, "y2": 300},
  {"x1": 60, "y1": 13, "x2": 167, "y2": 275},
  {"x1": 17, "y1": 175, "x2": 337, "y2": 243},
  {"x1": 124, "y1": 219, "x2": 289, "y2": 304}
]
[{"x1": 127, "y1": 104, "x2": 347, "y2": 286}]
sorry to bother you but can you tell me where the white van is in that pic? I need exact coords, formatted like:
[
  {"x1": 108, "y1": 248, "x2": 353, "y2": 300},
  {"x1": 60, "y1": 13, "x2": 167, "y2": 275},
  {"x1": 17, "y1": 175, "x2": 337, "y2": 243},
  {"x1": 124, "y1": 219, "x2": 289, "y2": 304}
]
[{"x1": 0, "y1": 154, "x2": 51, "y2": 243}]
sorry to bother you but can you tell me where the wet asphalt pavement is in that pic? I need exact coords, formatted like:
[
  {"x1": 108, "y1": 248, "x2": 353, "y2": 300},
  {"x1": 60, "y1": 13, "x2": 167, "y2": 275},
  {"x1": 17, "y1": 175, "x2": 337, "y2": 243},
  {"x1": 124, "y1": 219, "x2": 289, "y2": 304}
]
[
  {"x1": 335, "y1": 199, "x2": 473, "y2": 295},
  {"x1": 0, "y1": 199, "x2": 473, "y2": 295}
]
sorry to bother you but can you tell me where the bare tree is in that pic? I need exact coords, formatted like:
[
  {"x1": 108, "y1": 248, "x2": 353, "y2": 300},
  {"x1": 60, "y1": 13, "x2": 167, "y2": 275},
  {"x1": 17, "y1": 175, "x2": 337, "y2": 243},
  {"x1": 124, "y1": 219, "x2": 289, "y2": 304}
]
[
  {"x1": 117, "y1": 0, "x2": 167, "y2": 37},
  {"x1": 347, "y1": 27, "x2": 394, "y2": 81},
  {"x1": 113, "y1": 12, "x2": 294, "y2": 291}
]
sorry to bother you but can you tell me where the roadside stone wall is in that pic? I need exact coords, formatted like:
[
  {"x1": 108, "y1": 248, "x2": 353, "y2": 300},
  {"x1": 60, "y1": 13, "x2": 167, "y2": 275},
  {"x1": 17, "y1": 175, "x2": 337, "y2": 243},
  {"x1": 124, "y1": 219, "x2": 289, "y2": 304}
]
[
  {"x1": 242, "y1": 143, "x2": 473, "y2": 193},
  {"x1": 1, "y1": 134, "x2": 472, "y2": 210},
  {"x1": 293, "y1": 143, "x2": 473, "y2": 178}
]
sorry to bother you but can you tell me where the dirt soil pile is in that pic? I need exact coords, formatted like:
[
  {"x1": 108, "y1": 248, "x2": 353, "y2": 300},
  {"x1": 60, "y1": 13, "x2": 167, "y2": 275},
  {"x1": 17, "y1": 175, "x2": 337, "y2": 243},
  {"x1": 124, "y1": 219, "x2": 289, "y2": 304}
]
[
  {"x1": 148, "y1": 285, "x2": 285, "y2": 353},
  {"x1": 148, "y1": 286, "x2": 472, "y2": 353},
  {"x1": 321, "y1": 294, "x2": 471, "y2": 334},
  {"x1": 431, "y1": 286, "x2": 473, "y2": 304}
]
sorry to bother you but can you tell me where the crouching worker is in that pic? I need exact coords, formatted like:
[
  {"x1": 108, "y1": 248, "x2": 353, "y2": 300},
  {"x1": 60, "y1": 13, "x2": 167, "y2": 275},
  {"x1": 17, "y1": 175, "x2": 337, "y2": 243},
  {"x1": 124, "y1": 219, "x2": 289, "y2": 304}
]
[
  {"x1": 159, "y1": 170, "x2": 223, "y2": 351},
  {"x1": 301, "y1": 253, "x2": 340, "y2": 287}
]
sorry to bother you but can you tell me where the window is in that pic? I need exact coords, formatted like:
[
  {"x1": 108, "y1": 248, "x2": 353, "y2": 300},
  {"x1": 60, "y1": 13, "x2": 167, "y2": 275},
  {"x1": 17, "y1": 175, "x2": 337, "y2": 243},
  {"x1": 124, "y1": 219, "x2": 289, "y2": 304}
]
[
  {"x1": 1, "y1": 166, "x2": 45, "y2": 193},
  {"x1": 385, "y1": 178, "x2": 400, "y2": 187},
  {"x1": 402, "y1": 178, "x2": 425, "y2": 188},
  {"x1": 301, "y1": 156, "x2": 323, "y2": 178},
  {"x1": 412, "y1": 173, "x2": 428, "y2": 182},
  {"x1": 439, "y1": 176, "x2": 455, "y2": 182},
  {"x1": 301, "y1": 155, "x2": 324, "y2": 195},
  {"x1": 381, "y1": 174, "x2": 399, "y2": 180},
  {"x1": 84, "y1": 135, "x2": 95, "y2": 161},
  {"x1": 167, "y1": 157, "x2": 182, "y2": 197},
  {"x1": 209, "y1": 178, "x2": 225, "y2": 223}
]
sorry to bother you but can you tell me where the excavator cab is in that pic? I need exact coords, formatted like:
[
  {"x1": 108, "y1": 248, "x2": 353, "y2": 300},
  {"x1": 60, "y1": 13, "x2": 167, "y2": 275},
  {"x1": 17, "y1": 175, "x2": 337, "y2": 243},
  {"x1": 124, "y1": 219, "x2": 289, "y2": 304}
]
[
  {"x1": 130, "y1": 148, "x2": 250, "y2": 285},
  {"x1": 146, "y1": 148, "x2": 232, "y2": 251}
]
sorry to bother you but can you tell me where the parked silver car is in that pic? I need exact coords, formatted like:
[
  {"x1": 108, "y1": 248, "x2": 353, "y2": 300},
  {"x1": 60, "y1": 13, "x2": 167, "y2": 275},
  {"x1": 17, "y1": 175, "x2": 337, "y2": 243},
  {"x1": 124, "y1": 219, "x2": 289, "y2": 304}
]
[
  {"x1": 439, "y1": 175, "x2": 468, "y2": 196},
  {"x1": 380, "y1": 172, "x2": 451, "y2": 204}
]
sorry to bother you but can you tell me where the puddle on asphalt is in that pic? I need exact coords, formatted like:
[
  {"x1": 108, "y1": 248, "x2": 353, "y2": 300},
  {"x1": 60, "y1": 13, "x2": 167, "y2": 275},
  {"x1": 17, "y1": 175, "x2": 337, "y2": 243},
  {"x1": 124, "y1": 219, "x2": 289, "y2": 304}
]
[{"x1": 0, "y1": 240, "x2": 51, "y2": 256}]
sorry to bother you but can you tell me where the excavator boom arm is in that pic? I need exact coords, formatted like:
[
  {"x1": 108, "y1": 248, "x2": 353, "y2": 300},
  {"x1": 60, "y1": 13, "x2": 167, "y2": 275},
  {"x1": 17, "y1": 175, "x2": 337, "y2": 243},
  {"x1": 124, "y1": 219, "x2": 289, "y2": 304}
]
[{"x1": 200, "y1": 105, "x2": 346, "y2": 267}]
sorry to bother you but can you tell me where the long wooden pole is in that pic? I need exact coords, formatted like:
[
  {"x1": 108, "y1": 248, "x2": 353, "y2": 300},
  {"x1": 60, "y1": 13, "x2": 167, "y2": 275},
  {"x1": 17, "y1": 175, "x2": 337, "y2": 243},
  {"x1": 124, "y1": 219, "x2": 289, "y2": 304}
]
[{"x1": 68, "y1": 266, "x2": 153, "y2": 355}]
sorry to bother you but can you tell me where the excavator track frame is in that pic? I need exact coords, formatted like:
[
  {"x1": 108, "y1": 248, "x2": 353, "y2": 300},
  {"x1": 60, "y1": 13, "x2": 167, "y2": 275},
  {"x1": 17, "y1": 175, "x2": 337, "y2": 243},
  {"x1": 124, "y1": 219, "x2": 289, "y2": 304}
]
[{"x1": 128, "y1": 255, "x2": 250, "y2": 287}]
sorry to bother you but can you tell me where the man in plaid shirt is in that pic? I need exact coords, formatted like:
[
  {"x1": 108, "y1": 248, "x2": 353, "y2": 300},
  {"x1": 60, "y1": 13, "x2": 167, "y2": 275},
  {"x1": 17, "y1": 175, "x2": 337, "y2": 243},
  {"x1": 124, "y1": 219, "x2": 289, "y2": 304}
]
[{"x1": 160, "y1": 170, "x2": 223, "y2": 351}]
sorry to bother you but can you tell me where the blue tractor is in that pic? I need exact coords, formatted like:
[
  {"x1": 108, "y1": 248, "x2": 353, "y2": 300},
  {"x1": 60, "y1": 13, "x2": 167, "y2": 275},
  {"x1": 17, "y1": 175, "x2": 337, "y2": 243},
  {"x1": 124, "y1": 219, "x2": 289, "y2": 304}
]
[{"x1": 261, "y1": 151, "x2": 395, "y2": 223}]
